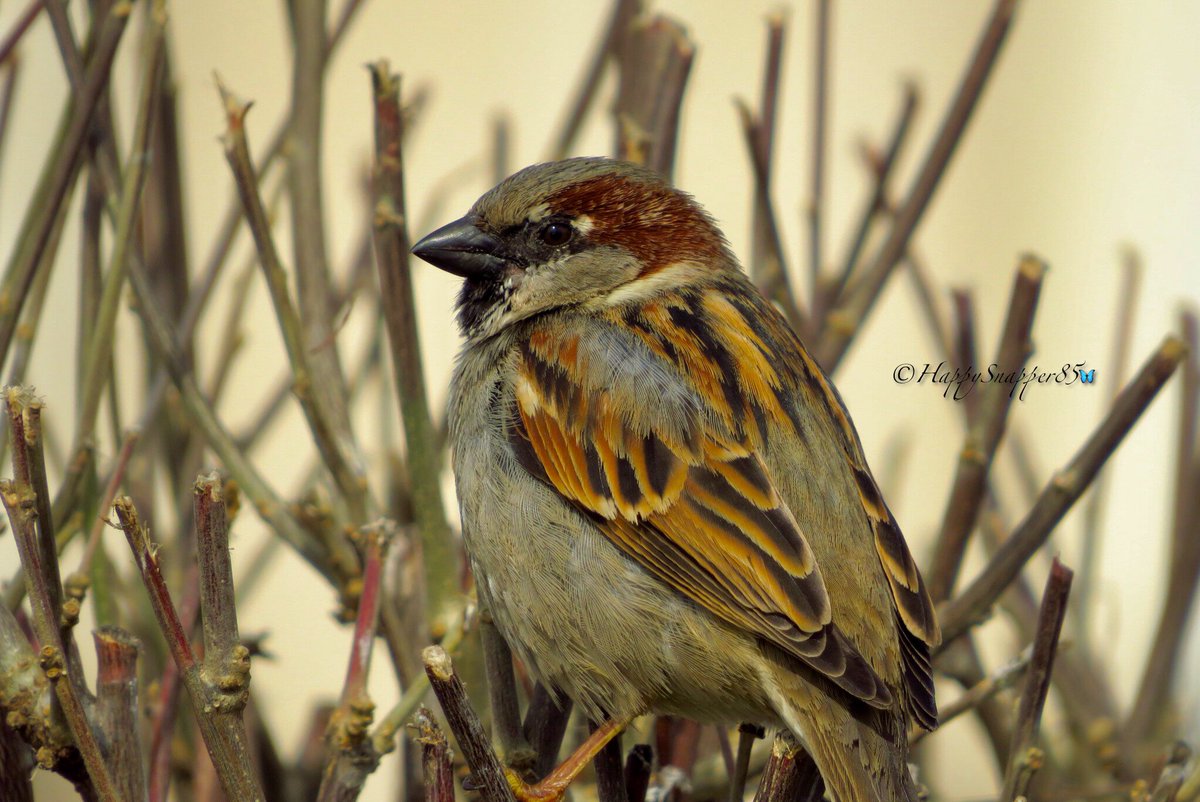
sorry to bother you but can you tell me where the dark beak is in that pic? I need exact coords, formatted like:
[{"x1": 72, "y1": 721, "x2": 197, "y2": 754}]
[{"x1": 411, "y1": 215, "x2": 507, "y2": 279}]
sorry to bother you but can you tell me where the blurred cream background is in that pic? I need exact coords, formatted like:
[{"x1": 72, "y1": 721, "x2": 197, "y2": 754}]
[{"x1": 1, "y1": 1, "x2": 1198, "y2": 799}]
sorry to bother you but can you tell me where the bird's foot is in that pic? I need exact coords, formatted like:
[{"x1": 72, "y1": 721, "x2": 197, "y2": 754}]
[
  {"x1": 505, "y1": 769, "x2": 572, "y2": 802},
  {"x1": 504, "y1": 717, "x2": 630, "y2": 802}
]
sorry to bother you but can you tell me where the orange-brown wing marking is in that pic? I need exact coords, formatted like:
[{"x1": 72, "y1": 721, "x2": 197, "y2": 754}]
[
  {"x1": 510, "y1": 338, "x2": 892, "y2": 709},
  {"x1": 732, "y1": 287, "x2": 941, "y2": 729},
  {"x1": 851, "y1": 465, "x2": 940, "y2": 730}
]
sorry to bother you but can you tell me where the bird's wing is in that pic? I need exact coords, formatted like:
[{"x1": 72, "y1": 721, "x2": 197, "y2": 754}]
[
  {"x1": 783, "y1": 320, "x2": 942, "y2": 730},
  {"x1": 507, "y1": 291, "x2": 892, "y2": 710}
]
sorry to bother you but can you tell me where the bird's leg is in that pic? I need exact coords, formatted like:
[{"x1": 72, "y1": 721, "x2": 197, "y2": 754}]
[{"x1": 506, "y1": 716, "x2": 632, "y2": 802}]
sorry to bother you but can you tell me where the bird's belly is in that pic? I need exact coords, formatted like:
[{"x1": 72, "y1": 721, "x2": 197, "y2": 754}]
[{"x1": 454, "y1": 425, "x2": 775, "y2": 726}]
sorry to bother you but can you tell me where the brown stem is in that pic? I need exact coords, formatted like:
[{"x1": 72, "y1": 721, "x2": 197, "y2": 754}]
[
  {"x1": 218, "y1": 79, "x2": 371, "y2": 525},
  {"x1": 613, "y1": 14, "x2": 694, "y2": 180},
  {"x1": 1125, "y1": 311, "x2": 1200, "y2": 755},
  {"x1": 730, "y1": 724, "x2": 765, "y2": 802},
  {"x1": 549, "y1": 0, "x2": 642, "y2": 160},
  {"x1": 93, "y1": 626, "x2": 146, "y2": 801},
  {"x1": 624, "y1": 744, "x2": 653, "y2": 802},
  {"x1": 816, "y1": 0, "x2": 1020, "y2": 372},
  {"x1": 951, "y1": 285, "x2": 982, "y2": 422},
  {"x1": 830, "y1": 84, "x2": 919, "y2": 316},
  {"x1": 194, "y1": 474, "x2": 246, "y2": 700},
  {"x1": 1076, "y1": 250, "x2": 1142, "y2": 648},
  {"x1": 751, "y1": 735, "x2": 823, "y2": 802},
  {"x1": 523, "y1": 683, "x2": 574, "y2": 779},
  {"x1": 286, "y1": 0, "x2": 363, "y2": 526},
  {"x1": 0, "y1": 0, "x2": 42, "y2": 67},
  {"x1": 75, "y1": 10, "x2": 164, "y2": 446},
  {"x1": 2, "y1": 478, "x2": 120, "y2": 801},
  {"x1": 0, "y1": 57, "x2": 19, "y2": 220},
  {"x1": 939, "y1": 335, "x2": 1185, "y2": 644},
  {"x1": 593, "y1": 719, "x2": 628, "y2": 802},
  {"x1": 807, "y1": 0, "x2": 830, "y2": 318},
  {"x1": 0, "y1": 3, "x2": 127, "y2": 368},
  {"x1": 423, "y1": 645, "x2": 516, "y2": 802},
  {"x1": 147, "y1": 560, "x2": 200, "y2": 802},
  {"x1": 927, "y1": 255, "x2": 1045, "y2": 602},
  {"x1": 414, "y1": 708, "x2": 455, "y2": 802},
  {"x1": 735, "y1": 99, "x2": 807, "y2": 335},
  {"x1": 315, "y1": 521, "x2": 396, "y2": 802},
  {"x1": 369, "y1": 62, "x2": 461, "y2": 638},
  {"x1": 1000, "y1": 559, "x2": 1073, "y2": 801},
  {"x1": 748, "y1": 13, "x2": 785, "y2": 295},
  {"x1": 482, "y1": 615, "x2": 534, "y2": 767},
  {"x1": 115, "y1": 496, "x2": 265, "y2": 802}
]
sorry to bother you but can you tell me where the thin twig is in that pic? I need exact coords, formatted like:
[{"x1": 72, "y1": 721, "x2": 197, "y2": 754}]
[
  {"x1": 731, "y1": 724, "x2": 765, "y2": 802},
  {"x1": 115, "y1": 496, "x2": 265, "y2": 802},
  {"x1": 369, "y1": 62, "x2": 461, "y2": 637},
  {"x1": 93, "y1": 626, "x2": 146, "y2": 801},
  {"x1": 523, "y1": 683, "x2": 574, "y2": 779},
  {"x1": 2, "y1": 478, "x2": 121, "y2": 801},
  {"x1": 0, "y1": 0, "x2": 42, "y2": 67},
  {"x1": 940, "y1": 335, "x2": 1185, "y2": 644},
  {"x1": 1125, "y1": 310, "x2": 1200, "y2": 753},
  {"x1": 1000, "y1": 559, "x2": 1073, "y2": 801},
  {"x1": 807, "y1": 0, "x2": 830, "y2": 319},
  {"x1": 751, "y1": 735, "x2": 823, "y2": 802},
  {"x1": 951, "y1": 286, "x2": 982, "y2": 422},
  {"x1": 286, "y1": 0, "x2": 363, "y2": 527},
  {"x1": 549, "y1": 0, "x2": 642, "y2": 159},
  {"x1": 735, "y1": 99, "x2": 806, "y2": 335},
  {"x1": 593, "y1": 718, "x2": 628, "y2": 802},
  {"x1": 423, "y1": 645, "x2": 517, "y2": 802},
  {"x1": 625, "y1": 744, "x2": 653, "y2": 802},
  {"x1": 816, "y1": 0, "x2": 1020, "y2": 372},
  {"x1": 927, "y1": 255, "x2": 1045, "y2": 602},
  {"x1": 829, "y1": 83, "x2": 920, "y2": 316},
  {"x1": 218, "y1": 79, "x2": 372, "y2": 524},
  {"x1": 748, "y1": 13, "x2": 786, "y2": 295},
  {"x1": 414, "y1": 708, "x2": 455, "y2": 802},
  {"x1": 0, "y1": 3, "x2": 128, "y2": 369},
  {"x1": 0, "y1": 57, "x2": 20, "y2": 224},
  {"x1": 316, "y1": 520, "x2": 396, "y2": 801},
  {"x1": 482, "y1": 615, "x2": 534, "y2": 767},
  {"x1": 75, "y1": 20, "x2": 164, "y2": 443},
  {"x1": 147, "y1": 559, "x2": 200, "y2": 802},
  {"x1": 613, "y1": 14, "x2": 694, "y2": 180},
  {"x1": 1076, "y1": 249, "x2": 1142, "y2": 649}
]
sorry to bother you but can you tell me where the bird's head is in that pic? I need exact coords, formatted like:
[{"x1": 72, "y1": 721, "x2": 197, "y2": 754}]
[{"x1": 412, "y1": 157, "x2": 732, "y2": 341}]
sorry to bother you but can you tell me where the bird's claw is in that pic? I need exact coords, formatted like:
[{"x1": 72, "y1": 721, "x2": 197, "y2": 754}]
[{"x1": 505, "y1": 768, "x2": 569, "y2": 802}]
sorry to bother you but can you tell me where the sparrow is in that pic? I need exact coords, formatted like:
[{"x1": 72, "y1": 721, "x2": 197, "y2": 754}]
[{"x1": 412, "y1": 157, "x2": 940, "y2": 802}]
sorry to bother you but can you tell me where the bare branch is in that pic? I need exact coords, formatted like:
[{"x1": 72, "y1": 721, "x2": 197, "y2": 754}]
[
  {"x1": 93, "y1": 626, "x2": 145, "y2": 801},
  {"x1": 368, "y1": 62, "x2": 461, "y2": 636},
  {"x1": 1000, "y1": 559, "x2": 1073, "y2": 801},
  {"x1": 816, "y1": 0, "x2": 1020, "y2": 372},
  {"x1": 940, "y1": 335, "x2": 1185, "y2": 644},
  {"x1": 423, "y1": 645, "x2": 516, "y2": 802},
  {"x1": 115, "y1": 496, "x2": 264, "y2": 802},
  {"x1": 806, "y1": 0, "x2": 830, "y2": 317},
  {"x1": 928, "y1": 255, "x2": 1045, "y2": 602},
  {"x1": 613, "y1": 14, "x2": 694, "y2": 180}
]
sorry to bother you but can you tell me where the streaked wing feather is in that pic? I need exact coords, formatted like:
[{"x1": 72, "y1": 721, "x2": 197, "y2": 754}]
[{"x1": 511, "y1": 331, "x2": 893, "y2": 710}]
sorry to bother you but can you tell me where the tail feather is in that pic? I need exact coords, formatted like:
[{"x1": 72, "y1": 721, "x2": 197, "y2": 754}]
[{"x1": 758, "y1": 659, "x2": 918, "y2": 802}]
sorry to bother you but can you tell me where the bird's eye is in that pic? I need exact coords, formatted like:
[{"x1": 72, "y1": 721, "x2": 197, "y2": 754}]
[{"x1": 539, "y1": 222, "x2": 573, "y2": 247}]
